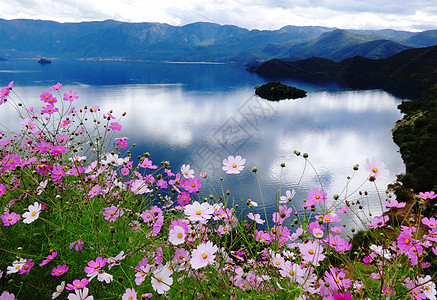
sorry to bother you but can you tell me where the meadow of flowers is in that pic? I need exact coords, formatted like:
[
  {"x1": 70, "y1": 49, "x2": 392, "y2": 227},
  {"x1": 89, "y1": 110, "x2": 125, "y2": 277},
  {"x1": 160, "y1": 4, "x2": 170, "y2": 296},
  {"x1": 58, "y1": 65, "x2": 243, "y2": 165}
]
[{"x1": 0, "y1": 82, "x2": 436, "y2": 299}]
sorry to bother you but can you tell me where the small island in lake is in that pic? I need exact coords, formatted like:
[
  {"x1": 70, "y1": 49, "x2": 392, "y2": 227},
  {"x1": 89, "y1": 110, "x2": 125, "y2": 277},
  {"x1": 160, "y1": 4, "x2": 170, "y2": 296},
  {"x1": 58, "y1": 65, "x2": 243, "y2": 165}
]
[
  {"x1": 255, "y1": 81, "x2": 307, "y2": 101},
  {"x1": 38, "y1": 57, "x2": 51, "y2": 64}
]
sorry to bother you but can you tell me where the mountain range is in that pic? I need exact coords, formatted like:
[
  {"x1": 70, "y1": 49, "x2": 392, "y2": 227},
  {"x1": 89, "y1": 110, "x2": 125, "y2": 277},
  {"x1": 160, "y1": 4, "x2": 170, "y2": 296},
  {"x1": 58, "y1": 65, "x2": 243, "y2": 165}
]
[{"x1": 1, "y1": 19, "x2": 437, "y2": 63}]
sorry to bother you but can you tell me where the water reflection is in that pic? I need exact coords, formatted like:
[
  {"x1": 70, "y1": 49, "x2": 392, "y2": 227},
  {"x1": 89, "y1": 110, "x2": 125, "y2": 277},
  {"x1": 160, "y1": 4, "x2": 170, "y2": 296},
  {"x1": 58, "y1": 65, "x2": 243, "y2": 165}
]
[{"x1": 0, "y1": 60, "x2": 405, "y2": 234}]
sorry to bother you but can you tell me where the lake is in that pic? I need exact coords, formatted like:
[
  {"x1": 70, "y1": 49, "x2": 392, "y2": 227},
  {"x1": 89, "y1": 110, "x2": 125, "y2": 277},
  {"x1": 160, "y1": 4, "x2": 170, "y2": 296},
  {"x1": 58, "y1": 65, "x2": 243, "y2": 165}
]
[{"x1": 0, "y1": 59, "x2": 406, "y2": 233}]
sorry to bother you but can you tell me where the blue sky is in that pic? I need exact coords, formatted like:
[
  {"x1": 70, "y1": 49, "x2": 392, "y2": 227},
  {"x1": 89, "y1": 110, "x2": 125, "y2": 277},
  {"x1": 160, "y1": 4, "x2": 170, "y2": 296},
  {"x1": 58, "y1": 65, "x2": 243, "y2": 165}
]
[{"x1": 2, "y1": 0, "x2": 437, "y2": 31}]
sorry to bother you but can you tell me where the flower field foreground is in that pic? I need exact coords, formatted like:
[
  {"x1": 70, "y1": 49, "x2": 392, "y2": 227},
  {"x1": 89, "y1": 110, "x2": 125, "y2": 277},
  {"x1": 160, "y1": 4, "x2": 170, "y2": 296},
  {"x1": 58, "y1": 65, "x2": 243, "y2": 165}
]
[{"x1": 0, "y1": 82, "x2": 436, "y2": 299}]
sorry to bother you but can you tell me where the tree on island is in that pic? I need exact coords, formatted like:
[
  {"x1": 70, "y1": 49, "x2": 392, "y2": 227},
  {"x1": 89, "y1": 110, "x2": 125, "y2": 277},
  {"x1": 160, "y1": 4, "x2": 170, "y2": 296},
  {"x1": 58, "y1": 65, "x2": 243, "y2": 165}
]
[{"x1": 255, "y1": 81, "x2": 307, "y2": 101}]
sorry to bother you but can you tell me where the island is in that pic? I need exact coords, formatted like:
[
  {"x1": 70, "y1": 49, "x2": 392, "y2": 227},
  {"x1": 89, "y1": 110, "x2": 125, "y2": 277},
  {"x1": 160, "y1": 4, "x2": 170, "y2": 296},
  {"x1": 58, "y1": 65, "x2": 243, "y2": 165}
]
[{"x1": 255, "y1": 81, "x2": 307, "y2": 101}]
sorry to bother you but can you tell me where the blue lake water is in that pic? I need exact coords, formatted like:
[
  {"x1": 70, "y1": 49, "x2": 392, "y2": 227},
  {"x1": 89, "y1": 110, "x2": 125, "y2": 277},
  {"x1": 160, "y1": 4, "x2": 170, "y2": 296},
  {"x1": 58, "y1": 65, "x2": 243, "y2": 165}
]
[{"x1": 0, "y1": 59, "x2": 406, "y2": 233}]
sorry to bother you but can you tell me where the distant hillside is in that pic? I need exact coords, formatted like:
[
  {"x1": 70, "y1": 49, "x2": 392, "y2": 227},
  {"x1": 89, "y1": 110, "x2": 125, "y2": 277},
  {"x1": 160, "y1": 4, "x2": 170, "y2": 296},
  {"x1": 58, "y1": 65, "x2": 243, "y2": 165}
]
[
  {"x1": 0, "y1": 19, "x2": 435, "y2": 63},
  {"x1": 249, "y1": 45, "x2": 437, "y2": 96},
  {"x1": 406, "y1": 30, "x2": 437, "y2": 47}
]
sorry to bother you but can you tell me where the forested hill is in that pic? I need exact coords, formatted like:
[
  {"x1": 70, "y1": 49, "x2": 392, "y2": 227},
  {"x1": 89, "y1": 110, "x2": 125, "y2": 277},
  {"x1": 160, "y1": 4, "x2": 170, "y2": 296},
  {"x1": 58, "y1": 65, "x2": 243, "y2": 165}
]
[
  {"x1": 248, "y1": 45, "x2": 437, "y2": 96},
  {"x1": 0, "y1": 19, "x2": 437, "y2": 63}
]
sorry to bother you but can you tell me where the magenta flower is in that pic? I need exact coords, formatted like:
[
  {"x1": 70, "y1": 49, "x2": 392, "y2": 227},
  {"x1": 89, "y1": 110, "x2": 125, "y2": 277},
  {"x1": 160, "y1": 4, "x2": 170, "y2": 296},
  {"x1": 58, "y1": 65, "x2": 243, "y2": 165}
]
[
  {"x1": 64, "y1": 90, "x2": 79, "y2": 102},
  {"x1": 0, "y1": 183, "x2": 6, "y2": 197},
  {"x1": 363, "y1": 256, "x2": 373, "y2": 264},
  {"x1": 115, "y1": 136, "x2": 128, "y2": 149},
  {"x1": 138, "y1": 157, "x2": 158, "y2": 169},
  {"x1": 51, "y1": 264, "x2": 69, "y2": 276},
  {"x1": 397, "y1": 230, "x2": 414, "y2": 251},
  {"x1": 330, "y1": 226, "x2": 344, "y2": 233},
  {"x1": 336, "y1": 206, "x2": 349, "y2": 214},
  {"x1": 324, "y1": 267, "x2": 352, "y2": 290},
  {"x1": 222, "y1": 155, "x2": 245, "y2": 174},
  {"x1": 20, "y1": 118, "x2": 39, "y2": 134},
  {"x1": 418, "y1": 191, "x2": 437, "y2": 200},
  {"x1": 40, "y1": 91, "x2": 56, "y2": 103},
  {"x1": 333, "y1": 292, "x2": 352, "y2": 300},
  {"x1": 89, "y1": 105, "x2": 99, "y2": 112},
  {"x1": 84, "y1": 256, "x2": 107, "y2": 274},
  {"x1": 190, "y1": 241, "x2": 218, "y2": 269},
  {"x1": 18, "y1": 259, "x2": 34, "y2": 274},
  {"x1": 177, "y1": 191, "x2": 191, "y2": 206},
  {"x1": 65, "y1": 278, "x2": 89, "y2": 290},
  {"x1": 0, "y1": 211, "x2": 20, "y2": 226},
  {"x1": 39, "y1": 251, "x2": 58, "y2": 266},
  {"x1": 52, "y1": 145, "x2": 67, "y2": 156},
  {"x1": 108, "y1": 122, "x2": 122, "y2": 131},
  {"x1": 180, "y1": 177, "x2": 201, "y2": 193},
  {"x1": 102, "y1": 205, "x2": 121, "y2": 222},
  {"x1": 41, "y1": 104, "x2": 58, "y2": 114}
]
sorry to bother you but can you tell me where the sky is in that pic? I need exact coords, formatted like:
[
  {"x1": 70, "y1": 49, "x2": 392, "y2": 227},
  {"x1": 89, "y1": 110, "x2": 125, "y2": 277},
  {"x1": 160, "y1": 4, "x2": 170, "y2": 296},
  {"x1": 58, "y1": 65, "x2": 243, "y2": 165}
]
[{"x1": 1, "y1": 0, "x2": 437, "y2": 31}]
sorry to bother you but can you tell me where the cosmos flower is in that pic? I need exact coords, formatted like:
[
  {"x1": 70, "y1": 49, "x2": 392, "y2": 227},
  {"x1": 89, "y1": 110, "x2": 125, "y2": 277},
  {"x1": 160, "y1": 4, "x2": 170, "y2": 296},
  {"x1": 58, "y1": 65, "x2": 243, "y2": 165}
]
[{"x1": 222, "y1": 155, "x2": 245, "y2": 174}]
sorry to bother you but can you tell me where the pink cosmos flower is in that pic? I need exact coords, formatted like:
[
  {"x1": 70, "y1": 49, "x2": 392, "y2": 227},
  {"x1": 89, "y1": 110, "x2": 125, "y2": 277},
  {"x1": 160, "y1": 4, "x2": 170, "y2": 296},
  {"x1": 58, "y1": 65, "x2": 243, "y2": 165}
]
[
  {"x1": 384, "y1": 199, "x2": 406, "y2": 208},
  {"x1": 190, "y1": 241, "x2": 218, "y2": 269},
  {"x1": 298, "y1": 240, "x2": 326, "y2": 266},
  {"x1": 102, "y1": 205, "x2": 121, "y2": 222},
  {"x1": 169, "y1": 225, "x2": 187, "y2": 245},
  {"x1": 222, "y1": 155, "x2": 245, "y2": 174},
  {"x1": 422, "y1": 217, "x2": 437, "y2": 230},
  {"x1": 418, "y1": 191, "x2": 437, "y2": 200},
  {"x1": 397, "y1": 230, "x2": 414, "y2": 251},
  {"x1": 305, "y1": 188, "x2": 327, "y2": 208},
  {"x1": 184, "y1": 201, "x2": 213, "y2": 223},
  {"x1": 151, "y1": 265, "x2": 173, "y2": 294},
  {"x1": 0, "y1": 291, "x2": 15, "y2": 300},
  {"x1": 20, "y1": 118, "x2": 38, "y2": 134},
  {"x1": 272, "y1": 206, "x2": 293, "y2": 225},
  {"x1": 368, "y1": 215, "x2": 389, "y2": 229},
  {"x1": 122, "y1": 288, "x2": 137, "y2": 300},
  {"x1": 6, "y1": 258, "x2": 26, "y2": 274},
  {"x1": 69, "y1": 240, "x2": 84, "y2": 251},
  {"x1": 0, "y1": 211, "x2": 20, "y2": 226},
  {"x1": 362, "y1": 256, "x2": 373, "y2": 264},
  {"x1": 108, "y1": 122, "x2": 122, "y2": 131},
  {"x1": 50, "y1": 82, "x2": 62, "y2": 91},
  {"x1": 365, "y1": 157, "x2": 389, "y2": 180},
  {"x1": 40, "y1": 91, "x2": 56, "y2": 103},
  {"x1": 107, "y1": 251, "x2": 126, "y2": 270},
  {"x1": 247, "y1": 213, "x2": 265, "y2": 224},
  {"x1": 180, "y1": 177, "x2": 201, "y2": 193},
  {"x1": 337, "y1": 206, "x2": 349, "y2": 214},
  {"x1": 88, "y1": 184, "x2": 102, "y2": 198},
  {"x1": 89, "y1": 105, "x2": 99, "y2": 112},
  {"x1": 52, "y1": 145, "x2": 67, "y2": 156},
  {"x1": 330, "y1": 226, "x2": 344, "y2": 233},
  {"x1": 324, "y1": 267, "x2": 352, "y2": 291},
  {"x1": 39, "y1": 251, "x2": 58, "y2": 266},
  {"x1": 138, "y1": 157, "x2": 158, "y2": 169},
  {"x1": 174, "y1": 247, "x2": 190, "y2": 264},
  {"x1": 131, "y1": 179, "x2": 151, "y2": 194},
  {"x1": 255, "y1": 229, "x2": 271, "y2": 243},
  {"x1": 52, "y1": 264, "x2": 69, "y2": 276},
  {"x1": 63, "y1": 90, "x2": 79, "y2": 102},
  {"x1": 84, "y1": 257, "x2": 107, "y2": 274},
  {"x1": 325, "y1": 234, "x2": 351, "y2": 252}
]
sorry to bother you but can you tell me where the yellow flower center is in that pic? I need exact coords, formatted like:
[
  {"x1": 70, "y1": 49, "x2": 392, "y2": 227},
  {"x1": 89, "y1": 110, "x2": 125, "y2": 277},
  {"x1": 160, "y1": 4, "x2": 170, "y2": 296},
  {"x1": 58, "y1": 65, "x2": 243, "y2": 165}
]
[
  {"x1": 202, "y1": 253, "x2": 208, "y2": 259},
  {"x1": 315, "y1": 195, "x2": 320, "y2": 199},
  {"x1": 196, "y1": 210, "x2": 201, "y2": 215},
  {"x1": 275, "y1": 261, "x2": 280, "y2": 265},
  {"x1": 31, "y1": 211, "x2": 36, "y2": 217},
  {"x1": 58, "y1": 270, "x2": 63, "y2": 274},
  {"x1": 405, "y1": 238, "x2": 410, "y2": 244},
  {"x1": 232, "y1": 163, "x2": 237, "y2": 168},
  {"x1": 334, "y1": 278, "x2": 339, "y2": 283},
  {"x1": 372, "y1": 167, "x2": 378, "y2": 173},
  {"x1": 177, "y1": 233, "x2": 183, "y2": 238},
  {"x1": 157, "y1": 277, "x2": 162, "y2": 283},
  {"x1": 76, "y1": 284, "x2": 82, "y2": 288},
  {"x1": 94, "y1": 264, "x2": 99, "y2": 269},
  {"x1": 7, "y1": 217, "x2": 12, "y2": 221},
  {"x1": 308, "y1": 249, "x2": 314, "y2": 254}
]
